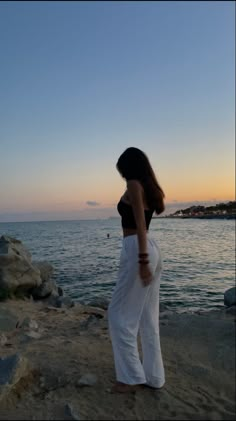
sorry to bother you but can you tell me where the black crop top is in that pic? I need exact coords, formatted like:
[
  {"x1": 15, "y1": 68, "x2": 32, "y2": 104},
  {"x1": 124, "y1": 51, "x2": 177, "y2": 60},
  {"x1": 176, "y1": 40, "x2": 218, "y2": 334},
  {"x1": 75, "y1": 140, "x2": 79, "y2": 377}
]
[{"x1": 117, "y1": 200, "x2": 154, "y2": 230}]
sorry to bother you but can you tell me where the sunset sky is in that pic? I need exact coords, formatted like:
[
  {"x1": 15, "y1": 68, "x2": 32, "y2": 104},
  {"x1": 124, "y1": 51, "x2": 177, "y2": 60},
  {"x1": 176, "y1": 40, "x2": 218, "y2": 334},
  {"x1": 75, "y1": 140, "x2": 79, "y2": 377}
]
[{"x1": 0, "y1": 1, "x2": 235, "y2": 222}]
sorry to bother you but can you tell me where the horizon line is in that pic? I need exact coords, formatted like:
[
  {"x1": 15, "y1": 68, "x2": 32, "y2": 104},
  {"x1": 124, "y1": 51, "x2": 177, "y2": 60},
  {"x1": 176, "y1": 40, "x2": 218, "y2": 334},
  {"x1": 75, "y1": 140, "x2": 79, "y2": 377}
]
[{"x1": 0, "y1": 199, "x2": 235, "y2": 224}]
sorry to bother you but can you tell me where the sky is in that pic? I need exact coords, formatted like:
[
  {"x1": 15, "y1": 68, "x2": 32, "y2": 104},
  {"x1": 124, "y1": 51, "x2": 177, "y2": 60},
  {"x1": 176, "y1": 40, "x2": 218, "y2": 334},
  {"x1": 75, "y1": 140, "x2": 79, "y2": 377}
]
[{"x1": 0, "y1": 1, "x2": 235, "y2": 222}]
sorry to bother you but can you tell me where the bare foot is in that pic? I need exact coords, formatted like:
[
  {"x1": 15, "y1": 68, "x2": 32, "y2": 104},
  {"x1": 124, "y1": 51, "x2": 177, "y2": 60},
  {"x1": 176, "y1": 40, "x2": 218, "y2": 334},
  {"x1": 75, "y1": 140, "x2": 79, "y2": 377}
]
[{"x1": 110, "y1": 382, "x2": 143, "y2": 394}]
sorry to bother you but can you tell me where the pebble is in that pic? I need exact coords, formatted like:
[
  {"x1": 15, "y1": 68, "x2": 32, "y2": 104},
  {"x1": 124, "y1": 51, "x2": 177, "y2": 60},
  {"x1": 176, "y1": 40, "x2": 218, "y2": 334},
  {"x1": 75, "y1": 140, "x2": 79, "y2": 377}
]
[
  {"x1": 64, "y1": 403, "x2": 80, "y2": 420},
  {"x1": 77, "y1": 373, "x2": 97, "y2": 387}
]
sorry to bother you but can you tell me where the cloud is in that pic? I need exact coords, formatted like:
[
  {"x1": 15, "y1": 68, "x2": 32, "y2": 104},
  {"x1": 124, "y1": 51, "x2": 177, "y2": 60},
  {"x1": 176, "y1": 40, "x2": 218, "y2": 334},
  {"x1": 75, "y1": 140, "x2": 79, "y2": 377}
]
[{"x1": 86, "y1": 201, "x2": 100, "y2": 207}]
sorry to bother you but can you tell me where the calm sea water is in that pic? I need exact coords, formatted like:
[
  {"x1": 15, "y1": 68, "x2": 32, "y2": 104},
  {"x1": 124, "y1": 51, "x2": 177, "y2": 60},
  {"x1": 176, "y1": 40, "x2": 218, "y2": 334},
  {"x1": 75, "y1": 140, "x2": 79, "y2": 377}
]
[{"x1": 0, "y1": 218, "x2": 235, "y2": 312}]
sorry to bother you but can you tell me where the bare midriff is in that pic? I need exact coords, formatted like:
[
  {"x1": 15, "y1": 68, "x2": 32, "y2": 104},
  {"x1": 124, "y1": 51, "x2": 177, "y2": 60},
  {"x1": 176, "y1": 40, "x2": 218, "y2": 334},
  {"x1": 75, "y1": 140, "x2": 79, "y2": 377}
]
[{"x1": 123, "y1": 228, "x2": 149, "y2": 237}]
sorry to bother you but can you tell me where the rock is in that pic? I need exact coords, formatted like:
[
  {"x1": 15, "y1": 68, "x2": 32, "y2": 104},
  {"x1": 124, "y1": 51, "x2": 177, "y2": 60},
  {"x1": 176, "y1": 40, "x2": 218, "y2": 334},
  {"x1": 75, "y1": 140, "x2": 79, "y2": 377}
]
[
  {"x1": 159, "y1": 310, "x2": 173, "y2": 319},
  {"x1": 59, "y1": 296, "x2": 74, "y2": 308},
  {"x1": 64, "y1": 403, "x2": 80, "y2": 420},
  {"x1": 0, "y1": 236, "x2": 32, "y2": 262},
  {"x1": 160, "y1": 320, "x2": 168, "y2": 326},
  {"x1": 58, "y1": 286, "x2": 63, "y2": 296},
  {"x1": 0, "y1": 236, "x2": 41, "y2": 297},
  {"x1": 18, "y1": 319, "x2": 41, "y2": 343},
  {"x1": 225, "y1": 305, "x2": 236, "y2": 316},
  {"x1": 77, "y1": 373, "x2": 97, "y2": 387},
  {"x1": 31, "y1": 279, "x2": 57, "y2": 299},
  {"x1": 89, "y1": 298, "x2": 109, "y2": 310},
  {"x1": 80, "y1": 315, "x2": 98, "y2": 329},
  {"x1": 45, "y1": 306, "x2": 65, "y2": 312},
  {"x1": 0, "y1": 354, "x2": 29, "y2": 402},
  {"x1": 81, "y1": 305, "x2": 105, "y2": 318},
  {"x1": 25, "y1": 331, "x2": 42, "y2": 339},
  {"x1": 31, "y1": 261, "x2": 56, "y2": 299},
  {"x1": 224, "y1": 287, "x2": 236, "y2": 307},
  {"x1": 20, "y1": 331, "x2": 42, "y2": 344},
  {"x1": 19, "y1": 317, "x2": 38, "y2": 331},
  {"x1": 0, "y1": 237, "x2": 63, "y2": 301},
  {"x1": 0, "y1": 333, "x2": 8, "y2": 346},
  {"x1": 0, "y1": 307, "x2": 18, "y2": 332},
  {"x1": 32, "y1": 261, "x2": 54, "y2": 282},
  {"x1": 47, "y1": 295, "x2": 74, "y2": 309}
]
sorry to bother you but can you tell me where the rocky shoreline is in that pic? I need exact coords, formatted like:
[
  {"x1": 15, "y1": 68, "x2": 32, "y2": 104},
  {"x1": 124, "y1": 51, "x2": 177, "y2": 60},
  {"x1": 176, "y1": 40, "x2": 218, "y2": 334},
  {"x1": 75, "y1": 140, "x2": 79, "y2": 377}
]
[
  {"x1": 0, "y1": 298, "x2": 235, "y2": 420},
  {"x1": 0, "y1": 236, "x2": 235, "y2": 420}
]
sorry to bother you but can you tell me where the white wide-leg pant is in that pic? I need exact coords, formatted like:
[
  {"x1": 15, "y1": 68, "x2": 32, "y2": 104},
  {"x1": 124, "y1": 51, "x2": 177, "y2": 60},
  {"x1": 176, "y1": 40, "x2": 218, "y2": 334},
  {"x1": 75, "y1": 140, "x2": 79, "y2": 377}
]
[{"x1": 108, "y1": 234, "x2": 165, "y2": 388}]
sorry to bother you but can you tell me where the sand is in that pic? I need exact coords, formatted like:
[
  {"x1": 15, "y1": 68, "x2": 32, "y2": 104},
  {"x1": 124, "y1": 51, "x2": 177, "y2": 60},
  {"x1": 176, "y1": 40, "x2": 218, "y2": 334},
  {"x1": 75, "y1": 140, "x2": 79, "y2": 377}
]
[{"x1": 0, "y1": 299, "x2": 235, "y2": 420}]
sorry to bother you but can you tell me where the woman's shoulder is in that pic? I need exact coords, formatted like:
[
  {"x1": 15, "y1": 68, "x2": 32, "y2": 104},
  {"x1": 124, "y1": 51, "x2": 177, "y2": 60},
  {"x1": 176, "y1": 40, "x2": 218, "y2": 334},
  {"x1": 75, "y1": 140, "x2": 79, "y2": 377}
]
[
  {"x1": 126, "y1": 180, "x2": 145, "y2": 202},
  {"x1": 127, "y1": 179, "x2": 143, "y2": 191}
]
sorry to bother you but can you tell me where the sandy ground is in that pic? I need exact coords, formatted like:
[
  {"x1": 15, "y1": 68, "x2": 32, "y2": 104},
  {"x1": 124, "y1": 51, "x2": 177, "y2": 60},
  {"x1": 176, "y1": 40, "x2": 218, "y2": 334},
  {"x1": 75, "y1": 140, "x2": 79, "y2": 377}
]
[{"x1": 0, "y1": 299, "x2": 235, "y2": 420}]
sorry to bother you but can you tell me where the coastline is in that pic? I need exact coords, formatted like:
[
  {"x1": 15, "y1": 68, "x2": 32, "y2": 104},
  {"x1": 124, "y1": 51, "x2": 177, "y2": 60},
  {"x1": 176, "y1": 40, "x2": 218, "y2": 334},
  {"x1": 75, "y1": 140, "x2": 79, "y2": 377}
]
[
  {"x1": 155, "y1": 215, "x2": 236, "y2": 220},
  {"x1": 0, "y1": 299, "x2": 235, "y2": 420}
]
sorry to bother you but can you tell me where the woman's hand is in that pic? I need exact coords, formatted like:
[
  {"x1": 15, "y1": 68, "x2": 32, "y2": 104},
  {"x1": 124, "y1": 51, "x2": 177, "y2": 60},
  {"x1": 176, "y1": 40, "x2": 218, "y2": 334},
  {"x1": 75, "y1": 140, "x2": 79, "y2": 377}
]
[{"x1": 139, "y1": 263, "x2": 153, "y2": 287}]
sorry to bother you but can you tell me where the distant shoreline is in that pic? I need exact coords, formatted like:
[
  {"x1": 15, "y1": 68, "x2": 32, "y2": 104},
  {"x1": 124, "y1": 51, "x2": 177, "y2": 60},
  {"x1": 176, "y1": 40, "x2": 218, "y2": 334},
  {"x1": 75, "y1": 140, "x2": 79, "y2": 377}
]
[
  {"x1": 158, "y1": 214, "x2": 236, "y2": 220},
  {"x1": 163, "y1": 200, "x2": 236, "y2": 220}
]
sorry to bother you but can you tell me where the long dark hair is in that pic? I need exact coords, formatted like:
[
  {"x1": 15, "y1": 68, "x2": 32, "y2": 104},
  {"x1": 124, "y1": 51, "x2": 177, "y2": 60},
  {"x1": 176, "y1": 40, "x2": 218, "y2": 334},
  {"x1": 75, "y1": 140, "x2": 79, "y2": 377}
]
[{"x1": 116, "y1": 147, "x2": 165, "y2": 215}]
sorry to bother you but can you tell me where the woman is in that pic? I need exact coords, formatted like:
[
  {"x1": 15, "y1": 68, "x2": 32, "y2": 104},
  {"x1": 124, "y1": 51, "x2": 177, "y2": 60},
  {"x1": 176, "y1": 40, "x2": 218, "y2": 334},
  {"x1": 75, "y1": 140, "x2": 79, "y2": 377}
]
[{"x1": 108, "y1": 147, "x2": 165, "y2": 393}]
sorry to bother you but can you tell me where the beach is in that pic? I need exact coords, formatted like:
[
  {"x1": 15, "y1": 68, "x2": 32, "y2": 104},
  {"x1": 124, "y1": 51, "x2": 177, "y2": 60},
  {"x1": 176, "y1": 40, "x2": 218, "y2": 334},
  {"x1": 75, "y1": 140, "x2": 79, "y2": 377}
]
[{"x1": 0, "y1": 299, "x2": 235, "y2": 420}]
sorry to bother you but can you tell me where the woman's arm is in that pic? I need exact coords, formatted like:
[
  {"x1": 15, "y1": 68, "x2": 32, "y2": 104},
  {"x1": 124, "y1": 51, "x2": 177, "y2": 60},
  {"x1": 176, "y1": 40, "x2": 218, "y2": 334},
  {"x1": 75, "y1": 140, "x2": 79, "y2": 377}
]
[
  {"x1": 127, "y1": 179, "x2": 147, "y2": 254},
  {"x1": 127, "y1": 179, "x2": 153, "y2": 286}
]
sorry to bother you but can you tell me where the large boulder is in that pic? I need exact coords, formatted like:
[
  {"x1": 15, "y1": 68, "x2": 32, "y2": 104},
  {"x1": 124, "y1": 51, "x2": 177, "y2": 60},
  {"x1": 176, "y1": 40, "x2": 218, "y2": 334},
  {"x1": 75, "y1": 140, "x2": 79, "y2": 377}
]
[
  {"x1": 31, "y1": 261, "x2": 57, "y2": 299},
  {"x1": 224, "y1": 287, "x2": 236, "y2": 307},
  {"x1": 0, "y1": 236, "x2": 32, "y2": 262},
  {"x1": 0, "y1": 236, "x2": 41, "y2": 297},
  {"x1": 32, "y1": 261, "x2": 54, "y2": 283}
]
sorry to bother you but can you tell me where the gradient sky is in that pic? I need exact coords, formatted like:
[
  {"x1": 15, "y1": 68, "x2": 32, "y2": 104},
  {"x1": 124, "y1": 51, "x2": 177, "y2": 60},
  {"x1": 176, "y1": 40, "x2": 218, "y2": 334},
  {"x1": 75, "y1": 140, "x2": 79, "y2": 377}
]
[{"x1": 0, "y1": 1, "x2": 235, "y2": 222}]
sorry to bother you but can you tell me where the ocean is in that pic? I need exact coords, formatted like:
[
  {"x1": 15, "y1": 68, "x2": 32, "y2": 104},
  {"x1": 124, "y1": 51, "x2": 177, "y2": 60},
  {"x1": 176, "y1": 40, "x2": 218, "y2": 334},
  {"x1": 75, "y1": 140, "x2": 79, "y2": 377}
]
[{"x1": 0, "y1": 218, "x2": 235, "y2": 312}]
